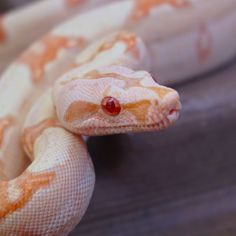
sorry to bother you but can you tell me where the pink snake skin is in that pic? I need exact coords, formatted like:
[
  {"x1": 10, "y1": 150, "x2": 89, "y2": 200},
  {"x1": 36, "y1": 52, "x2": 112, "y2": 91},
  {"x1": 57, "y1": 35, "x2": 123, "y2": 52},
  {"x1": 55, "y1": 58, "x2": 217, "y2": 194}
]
[{"x1": 0, "y1": 0, "x2": 235, "y2": 235}]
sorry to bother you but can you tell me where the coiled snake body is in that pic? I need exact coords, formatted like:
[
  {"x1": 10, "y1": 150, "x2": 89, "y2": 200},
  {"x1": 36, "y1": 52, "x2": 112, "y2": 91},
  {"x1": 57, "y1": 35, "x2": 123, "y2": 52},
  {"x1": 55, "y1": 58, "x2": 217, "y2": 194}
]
[{"x1": 0, "y1": 0, "x2": 235, "y2": 235}]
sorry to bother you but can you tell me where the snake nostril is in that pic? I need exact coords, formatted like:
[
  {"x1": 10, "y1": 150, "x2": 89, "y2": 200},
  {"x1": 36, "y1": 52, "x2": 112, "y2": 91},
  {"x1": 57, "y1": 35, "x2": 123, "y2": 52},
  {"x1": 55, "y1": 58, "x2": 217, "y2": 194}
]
[
  {"x1": 101, "y1": 96, "x2": 121, "y2": 116},
  {"x1": 169, "y1": 109, "x2": 177, "y2": 115}
]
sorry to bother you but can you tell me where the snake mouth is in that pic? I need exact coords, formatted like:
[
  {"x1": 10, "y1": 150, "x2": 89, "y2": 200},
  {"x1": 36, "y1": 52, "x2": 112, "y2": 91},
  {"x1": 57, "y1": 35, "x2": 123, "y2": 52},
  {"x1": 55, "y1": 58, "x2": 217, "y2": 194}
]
[{"x1": 78, "y1": 108, "x2": 180, "y2": 136}]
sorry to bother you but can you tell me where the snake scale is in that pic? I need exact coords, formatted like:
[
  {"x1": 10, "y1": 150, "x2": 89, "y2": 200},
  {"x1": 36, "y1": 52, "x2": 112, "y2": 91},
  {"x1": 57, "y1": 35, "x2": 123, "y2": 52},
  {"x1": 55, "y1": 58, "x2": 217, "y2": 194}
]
[{"x1": 0, "y1": 0, "x2": 235, "y2": 235}]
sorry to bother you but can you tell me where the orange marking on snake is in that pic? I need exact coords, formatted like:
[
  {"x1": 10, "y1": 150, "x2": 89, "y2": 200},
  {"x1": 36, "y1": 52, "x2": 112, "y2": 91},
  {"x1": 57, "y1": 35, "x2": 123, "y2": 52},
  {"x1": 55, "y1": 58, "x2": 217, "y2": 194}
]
[
  {"x1": 76, "y1": 32, "x2": 140, "y2": 66},
  {"x1": 18, "y1": 230, "x2": 40, "y2": 236},
  {"x1": 99, "y1": 32, "x2": 140, "y2": 59},
  {"x1": 149, "y1": 86, "x2": 174, "y2": 98},
  {"x1": 0, "y1": 117, "x2": 15, "y2": 147},
  {"x1": 85, "y1": 70, "x2": 141, "y2": 88},
  {"x1": 18, "y1": 35, "x2": 86, "y2": 83},
  {"x1": 0, "y1": 171, "x2": 55, "y2": 220},
  {"x1": 124, "y1": 100, "x2": 151, "y2": 123},
  {"x1": 64, "y1": 101, "x2": 99, "y2": 123},
  {"x1": 0, "y1": 16, "x2": 6, "y2": 43},
  {"x1": 85, "y1": 71, "x2": 173, "y2": 98},
  {"x1": 22, "y1": 119, "x2": 61, "y2": 157},
  {"x1": 131, "y1": 0, "x2": 190, "y2": 20},
  {"x1": 65, "y1": 0, "x2": 85, "y2": 7},
  {"x1": 196, "y1": 24, "x2": 213, "y2": 63},
  {"x1": 64, "y1": 99, "x2": 153, "y2": 123}
]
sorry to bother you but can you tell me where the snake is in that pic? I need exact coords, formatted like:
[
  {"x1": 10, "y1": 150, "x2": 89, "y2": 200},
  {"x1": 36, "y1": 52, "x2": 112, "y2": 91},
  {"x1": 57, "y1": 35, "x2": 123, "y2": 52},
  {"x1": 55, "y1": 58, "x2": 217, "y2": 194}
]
[{"x1": 0, "y1": 0, "x2": 235, "y2": 235}]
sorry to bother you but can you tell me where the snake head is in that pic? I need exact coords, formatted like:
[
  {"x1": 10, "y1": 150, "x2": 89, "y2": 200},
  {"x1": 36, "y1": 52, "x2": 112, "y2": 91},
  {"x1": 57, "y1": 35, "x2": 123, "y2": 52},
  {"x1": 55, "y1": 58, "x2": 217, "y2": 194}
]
[{"x1": 54, "y1": 65, "x2": 181, "y2": 135}]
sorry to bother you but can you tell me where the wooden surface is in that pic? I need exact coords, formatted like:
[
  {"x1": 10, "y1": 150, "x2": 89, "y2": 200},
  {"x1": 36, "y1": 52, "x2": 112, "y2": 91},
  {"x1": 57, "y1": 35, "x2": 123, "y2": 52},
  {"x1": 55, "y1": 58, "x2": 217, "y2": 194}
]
[{"x1": 1, "y1": 1, "x2": 236, "y2": 236}]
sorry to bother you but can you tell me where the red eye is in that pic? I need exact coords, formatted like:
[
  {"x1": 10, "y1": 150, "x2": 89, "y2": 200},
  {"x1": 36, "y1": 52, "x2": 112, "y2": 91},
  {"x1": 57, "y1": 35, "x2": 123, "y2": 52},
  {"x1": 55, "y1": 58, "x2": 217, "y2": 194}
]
[{"x1": 101, "y1": 96, "x2": 121, "y2": 116}]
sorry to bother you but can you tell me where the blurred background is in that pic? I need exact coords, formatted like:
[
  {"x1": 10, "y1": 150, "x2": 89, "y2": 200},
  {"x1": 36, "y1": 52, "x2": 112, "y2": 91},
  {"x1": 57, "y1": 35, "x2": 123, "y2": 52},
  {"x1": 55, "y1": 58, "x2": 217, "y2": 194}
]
[{"x1": 1, "y1": 1, "x2": 236, "y2": 236}]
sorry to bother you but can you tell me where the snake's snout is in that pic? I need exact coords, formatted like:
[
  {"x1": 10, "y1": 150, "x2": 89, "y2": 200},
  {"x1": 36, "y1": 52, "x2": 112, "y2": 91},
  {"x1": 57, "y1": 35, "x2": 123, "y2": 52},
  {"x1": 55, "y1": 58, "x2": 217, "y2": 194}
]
[
  {"x1": 147, "y1": 88, "x2": 181, "y2": 131},
  {"x1": 162, "y1": 89, "x2": 181, "y2": 127}
]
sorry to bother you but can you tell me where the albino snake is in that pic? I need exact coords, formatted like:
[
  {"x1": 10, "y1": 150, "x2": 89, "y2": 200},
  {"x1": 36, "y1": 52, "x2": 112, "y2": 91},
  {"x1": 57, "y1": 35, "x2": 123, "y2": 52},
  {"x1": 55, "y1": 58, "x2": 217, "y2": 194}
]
[{"x1": 0, "y1": 0, "x2": 235, "y2": 235}]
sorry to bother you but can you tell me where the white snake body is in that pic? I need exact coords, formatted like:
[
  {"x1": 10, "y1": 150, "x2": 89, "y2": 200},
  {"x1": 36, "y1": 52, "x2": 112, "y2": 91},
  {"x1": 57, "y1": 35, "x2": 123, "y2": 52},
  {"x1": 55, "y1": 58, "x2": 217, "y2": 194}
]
[
  {"x1": 0, "y1": 0, "x2": 236, "y2": 83},
  {"x1": 0, "y1": 0, "x2": 235, "y2": 235}
]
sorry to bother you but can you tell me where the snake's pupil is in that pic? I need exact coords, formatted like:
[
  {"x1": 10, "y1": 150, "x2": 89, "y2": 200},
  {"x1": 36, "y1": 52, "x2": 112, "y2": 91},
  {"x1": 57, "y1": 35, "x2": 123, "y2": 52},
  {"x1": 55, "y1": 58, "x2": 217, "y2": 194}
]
[{"x1": 101, "y1": 96, "x2": 121, "y2": 116}]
